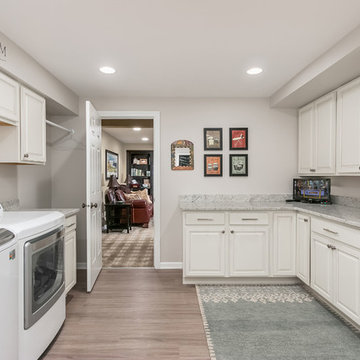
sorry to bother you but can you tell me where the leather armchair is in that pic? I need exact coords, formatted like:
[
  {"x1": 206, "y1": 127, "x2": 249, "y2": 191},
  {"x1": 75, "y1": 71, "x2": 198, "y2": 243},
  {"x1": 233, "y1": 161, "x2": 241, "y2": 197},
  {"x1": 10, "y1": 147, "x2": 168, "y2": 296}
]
[{"x1": 105, "y1": 188, "x2": 153, "y2": 227}]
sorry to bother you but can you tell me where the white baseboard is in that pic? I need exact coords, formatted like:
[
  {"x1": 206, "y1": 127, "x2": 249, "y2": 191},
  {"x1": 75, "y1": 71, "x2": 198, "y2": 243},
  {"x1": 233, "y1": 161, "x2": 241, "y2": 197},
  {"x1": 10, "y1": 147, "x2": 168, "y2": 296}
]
[
  {"x1": 159, "y1": 262, "x2": 183, "y2": 269},
  {"x1": 77, "y1": 262, "x2": 87, "y2": 270}
]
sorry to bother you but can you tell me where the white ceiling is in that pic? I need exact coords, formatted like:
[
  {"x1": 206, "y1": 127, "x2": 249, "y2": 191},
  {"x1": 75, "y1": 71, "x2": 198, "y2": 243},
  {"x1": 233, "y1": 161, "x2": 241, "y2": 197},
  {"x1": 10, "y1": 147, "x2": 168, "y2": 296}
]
[
  {"x1": 1, "y1": 1, "x2": 360, "y2": 98},
  {"x1": 103, "y1": 127, "x2": 153, "y2": 145}
]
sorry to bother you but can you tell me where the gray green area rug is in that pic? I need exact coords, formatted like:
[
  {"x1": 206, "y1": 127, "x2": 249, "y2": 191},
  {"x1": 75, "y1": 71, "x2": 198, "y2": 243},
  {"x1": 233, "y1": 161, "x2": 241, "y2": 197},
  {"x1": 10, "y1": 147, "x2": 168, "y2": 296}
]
[{"x1": 196, "y1": 285, "x2": 360, "y2": 360}]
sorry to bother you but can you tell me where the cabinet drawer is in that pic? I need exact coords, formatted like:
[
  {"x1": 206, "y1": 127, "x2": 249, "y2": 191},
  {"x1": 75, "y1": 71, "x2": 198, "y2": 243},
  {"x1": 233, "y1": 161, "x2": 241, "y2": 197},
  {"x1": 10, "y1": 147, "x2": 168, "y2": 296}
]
[
  {"x1": 229, "y1": 212, "x2": 269, "y2": 225},
  {"x1": 185, "y1": 212, "x2": 225, "y2": 225},
  {"x1": 312, "y1": 217, "x2": 360, "y2": 249},
  {"x1": 65, "y1": 215, "x2": 77, "y2": 234}
]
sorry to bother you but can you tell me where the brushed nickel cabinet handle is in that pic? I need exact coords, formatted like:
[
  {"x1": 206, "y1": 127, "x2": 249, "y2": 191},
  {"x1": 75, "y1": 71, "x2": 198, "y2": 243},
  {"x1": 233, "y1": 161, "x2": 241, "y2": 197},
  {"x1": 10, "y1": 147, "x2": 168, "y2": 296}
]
[
  {"x1": 242, "y1": 218, "x2": 259, "y2": 221},
  {"x1": 331, "y1": 245, "x2": 336, "y2": 250},
  {"x1": 221, "y1": 230, "x2": 225, "y2": 234},
  {"x1": 303, "y1": 219, "x2": 308, "y2": 222},
  {"x1": 310, "y1": 168, "x2": 316, "y2": 172},
  {"x1": 327, "y1": 244, "x2": 331, "y2": 249},
  {"x1": 197, "y1": 218, "x2": 213, "y2": 221},
  {"x1": 323, "y1": 228, "x2": 338, "y2": 235},
  {"x1": 230, "y1": 230, "x2": 234, "y2": 234},
  {"x1": 23, "y1": 153, "x2": 29, "y2": 158}
]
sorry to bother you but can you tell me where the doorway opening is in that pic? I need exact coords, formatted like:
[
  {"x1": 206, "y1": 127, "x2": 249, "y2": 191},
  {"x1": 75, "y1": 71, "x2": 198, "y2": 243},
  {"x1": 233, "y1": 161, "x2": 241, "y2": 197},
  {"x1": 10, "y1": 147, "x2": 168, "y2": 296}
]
[{"x1": 99, "y1": 112, "x2": 160, "y2": 269}]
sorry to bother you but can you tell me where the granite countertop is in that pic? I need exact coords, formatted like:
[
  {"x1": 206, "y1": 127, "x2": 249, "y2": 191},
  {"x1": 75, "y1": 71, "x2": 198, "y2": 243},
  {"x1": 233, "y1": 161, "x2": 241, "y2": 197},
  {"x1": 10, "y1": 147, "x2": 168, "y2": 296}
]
[{"x1": 179, "y1": 199, "x2": 360, "y2": 229}]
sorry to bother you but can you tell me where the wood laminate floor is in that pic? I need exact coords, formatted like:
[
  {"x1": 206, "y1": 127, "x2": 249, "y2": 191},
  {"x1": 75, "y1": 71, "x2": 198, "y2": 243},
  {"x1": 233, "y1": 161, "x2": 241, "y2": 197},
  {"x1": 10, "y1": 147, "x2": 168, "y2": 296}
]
[{"x1": 42, "y1": 269, "x2": 210, "y2": 360}]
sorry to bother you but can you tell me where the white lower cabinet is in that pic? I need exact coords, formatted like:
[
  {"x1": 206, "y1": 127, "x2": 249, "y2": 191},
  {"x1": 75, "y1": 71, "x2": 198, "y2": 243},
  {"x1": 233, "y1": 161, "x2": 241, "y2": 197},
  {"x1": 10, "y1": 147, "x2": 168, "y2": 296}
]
[
  {"x1": 311, "y1": 217, "x2": 360, "y2": 325},
  {"x1": 184, "y1": 226, "x2": 226, "y2": 276},
  {"x1": 229, "y1": 226, "x2": 269, "y2": 276},
  {"x1": 64, "y1": 215, "x2": 77, "y2": 294},
  {"x1": 296, "y1": 214, "x2": 310, "y2": 285},
  {"x1": 333, "y1": 241, "x2": 360, "y2": 322},
  {"x1": 273, "y1": 212, "x2": 296, "y2": 276},
  {"x1": 311, "y1": 233, "x2": 333, "y2": 302}
]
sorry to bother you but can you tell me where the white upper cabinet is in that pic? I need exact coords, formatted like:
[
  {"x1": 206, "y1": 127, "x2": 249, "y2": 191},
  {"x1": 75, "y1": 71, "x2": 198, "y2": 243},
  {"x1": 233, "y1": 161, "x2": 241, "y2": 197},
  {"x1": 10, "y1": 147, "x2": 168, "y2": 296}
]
[
  {"x1": 298, "y1": 103, "x2": 314, "y2": 174},
  {"x1": 298, "y1": 92, "x2": 336, "y2": 175},
  {"x1": 0, "y1": 72, "x2": 20, "y2": 125},
  {"x1": 336, "y1": 77, "x2": 360, "y2": 174},
  {"x1": 20, "y1": 86, "x2": 46, "y2": 163}
]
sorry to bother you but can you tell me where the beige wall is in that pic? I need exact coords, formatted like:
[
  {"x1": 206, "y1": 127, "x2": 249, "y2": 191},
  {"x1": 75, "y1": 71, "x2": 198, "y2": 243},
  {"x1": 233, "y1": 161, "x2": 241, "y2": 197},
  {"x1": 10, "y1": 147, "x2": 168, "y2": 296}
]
[
  {"x1": 101, "y1": 130, "x2": 124, "y2": 193},
  {"x1": 90, "y1": 97, "x2": 299, "y2": 262},
  {"x1": 0, "y1": 31, "x2": 78, "y2": 115}
]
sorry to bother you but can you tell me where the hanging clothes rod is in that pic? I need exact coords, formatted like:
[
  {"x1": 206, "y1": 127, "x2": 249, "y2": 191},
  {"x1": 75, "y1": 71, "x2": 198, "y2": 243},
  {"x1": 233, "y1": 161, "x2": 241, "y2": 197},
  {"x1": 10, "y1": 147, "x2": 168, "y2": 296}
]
[{"x1": 46, "y1": 120, "x2": 75, "y2": 135}]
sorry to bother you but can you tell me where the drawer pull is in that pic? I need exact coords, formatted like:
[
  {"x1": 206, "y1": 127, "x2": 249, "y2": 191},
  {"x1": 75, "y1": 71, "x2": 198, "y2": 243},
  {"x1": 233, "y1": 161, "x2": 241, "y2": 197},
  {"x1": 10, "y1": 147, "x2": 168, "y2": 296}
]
[
  {"x1": 323, "y1": 228, "x2": 338, "y2": 235},
  {"x1": 230, "y1": 230, "x2": 234, "y2": 234},
  {"x1": 197, "y1": 218, "x2": 213, "y2": 221},
  {"x1": 66, "y1": 224, "x2": 75, "y2": 228},
  {"x1": 221, "y1": 230, "x2": 225, "y2": 234},
  {"x1": 310, "y1": 168, "x2": 316, "y2": 172},
  {"x1": 331, "y1": 245, "x2": 336, "y2": 250},
  {"x1": 327, "y1": 244, "x2": 331, "y2": 249},
  {"x1": 303, "y1": 219, "x2": 308, "y2": 222},
  {"x1": 241, "y1": 218, "x2": 259, "y2": 221}
]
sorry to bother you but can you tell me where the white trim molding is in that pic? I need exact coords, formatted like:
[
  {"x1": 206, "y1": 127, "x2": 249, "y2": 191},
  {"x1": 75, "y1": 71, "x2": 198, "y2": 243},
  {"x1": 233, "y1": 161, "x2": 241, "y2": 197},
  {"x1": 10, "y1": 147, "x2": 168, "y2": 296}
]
[
  {"x1": 98, "y1": 110, "x2": 161, "y2": 269},
  {"x1": 159, "y1": 262, "x2": 183, "y2": 269}
]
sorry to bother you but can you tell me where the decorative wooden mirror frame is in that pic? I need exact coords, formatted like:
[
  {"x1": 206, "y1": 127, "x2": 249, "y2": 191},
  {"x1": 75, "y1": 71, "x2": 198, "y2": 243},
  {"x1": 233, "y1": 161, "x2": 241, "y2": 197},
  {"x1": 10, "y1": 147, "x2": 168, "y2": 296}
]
[{"x1": 171, "y1": 140, "x2": 194, "y2": 170}]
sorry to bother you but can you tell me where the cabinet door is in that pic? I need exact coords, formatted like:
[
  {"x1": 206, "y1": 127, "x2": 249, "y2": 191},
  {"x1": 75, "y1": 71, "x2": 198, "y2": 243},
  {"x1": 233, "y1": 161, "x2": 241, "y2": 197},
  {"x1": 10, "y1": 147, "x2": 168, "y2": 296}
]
[
  {"x1": 336, "y1": 78, "x2": 360, "y2": 174},
  {"x1": 65, "y1": 230, "x2": 77, "y2": 294},
  {"x1": 273, "y1": 213, "x2": 296, "y2": 276},
  {"x1": 333, "y1": 241, "x2": 360, "y2": 324},
  {"x1": 296, "y1": 214, "x2": 310, "y2": 285},
  {"x1": 184, "y1": 227, "x2": 226, "y2": 277},
  {"x1": 20, "y1": 86, "x2": 46, "y2": 163},
  {"x1": 298, "y1": 103, "x2": 315, "y2": 174},
  {"x1": 0, "y1": 72, "x2": 19, "y2": 125},
  {"x1": 314, "y1": 92, "x2": 336, "y2": 174},
  {"x1": 229, "y1": 226, "x2": 269, "y2": 276},
  {"x1": 311, "y1": 234, "x2": 333, "y2": 302}
]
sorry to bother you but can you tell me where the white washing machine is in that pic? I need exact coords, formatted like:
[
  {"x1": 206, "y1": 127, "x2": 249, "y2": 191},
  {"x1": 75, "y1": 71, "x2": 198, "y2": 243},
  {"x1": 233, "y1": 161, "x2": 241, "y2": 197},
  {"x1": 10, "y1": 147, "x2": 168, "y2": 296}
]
[
  {"x1": 0, "y1": 228, "x2": 18, "y2": 360},
  {"x1": 0, "y1": 209, "x2": 65, "y2": 360}
]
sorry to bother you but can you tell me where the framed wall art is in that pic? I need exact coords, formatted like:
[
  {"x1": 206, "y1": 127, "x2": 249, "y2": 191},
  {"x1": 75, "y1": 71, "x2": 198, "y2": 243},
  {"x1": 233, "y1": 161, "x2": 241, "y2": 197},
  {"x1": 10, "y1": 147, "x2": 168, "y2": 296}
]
[
  {"x1": 171, "y1": 140, "x2": 194, "y2": 170},
  {"x1": 204, "y1": 128, "x2": 223, "y2": 150},
  {"x1": 229, "y1": 154, "x2": 248, "y2": 176},
  {"x1": 229, "y1": 127, "x2": 248, "y2": 150},
  {"x1": 105, "y1": 150, "x2": 119, "y2": 179},
  {"x1": 204, "y1": 154, "x2": 223, "y2": 177}
]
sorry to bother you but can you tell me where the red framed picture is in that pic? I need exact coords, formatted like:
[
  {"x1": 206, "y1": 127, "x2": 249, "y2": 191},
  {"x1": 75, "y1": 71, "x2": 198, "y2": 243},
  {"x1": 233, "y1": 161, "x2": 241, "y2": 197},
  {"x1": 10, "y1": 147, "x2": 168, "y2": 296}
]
[
  {"x1": 229, "y1": 128, "x2": 248, "y2": 150},
  {"x1": 204, "y1": 154, "x2": 223, "y2": 177}
]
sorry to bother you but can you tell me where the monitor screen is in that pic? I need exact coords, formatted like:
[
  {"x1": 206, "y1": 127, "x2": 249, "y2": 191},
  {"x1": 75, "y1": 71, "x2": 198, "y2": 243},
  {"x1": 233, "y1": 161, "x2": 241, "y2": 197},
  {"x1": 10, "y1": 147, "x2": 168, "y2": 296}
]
[{"x1": 293, "y1": 178, "x2": 331, "y2": 202}]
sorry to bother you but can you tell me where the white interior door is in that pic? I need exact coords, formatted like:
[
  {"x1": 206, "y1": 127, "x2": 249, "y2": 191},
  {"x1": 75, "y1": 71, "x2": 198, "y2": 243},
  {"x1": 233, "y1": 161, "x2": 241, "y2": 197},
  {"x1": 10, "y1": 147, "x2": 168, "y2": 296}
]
[{"x1": 86, "y1": 101, "x2": 102, "y2": 292}]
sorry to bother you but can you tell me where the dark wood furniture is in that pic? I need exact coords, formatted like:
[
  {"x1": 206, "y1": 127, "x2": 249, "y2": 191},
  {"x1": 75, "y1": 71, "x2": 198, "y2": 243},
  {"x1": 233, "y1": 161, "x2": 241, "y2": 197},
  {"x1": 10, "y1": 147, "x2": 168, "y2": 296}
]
[
  {"x1": 127, "y1": 150, "x2": 153, "y2": 195},
  {"x1": 105, "y1": 203, "x2": 132, "y2": 233}
]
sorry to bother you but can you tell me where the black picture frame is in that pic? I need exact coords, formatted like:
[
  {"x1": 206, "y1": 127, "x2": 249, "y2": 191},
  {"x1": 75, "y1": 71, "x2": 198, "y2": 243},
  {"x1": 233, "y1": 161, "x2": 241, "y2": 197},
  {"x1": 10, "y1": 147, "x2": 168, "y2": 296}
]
[
  {"x1": 229, "y1": 154, "x2": 248, "y2": 176},
  {"x1": 105, "y1": 150, "x2": 119, "y2": 179},
  {"x1": 204, "y1": 128, "x2": 223, "y2": 151},
  {"x1": 204, "y1": 154, "x2": 223, "y2": 177},
  {"x1": 229, "y1": 127, "x2": 248, "y2": 150}
]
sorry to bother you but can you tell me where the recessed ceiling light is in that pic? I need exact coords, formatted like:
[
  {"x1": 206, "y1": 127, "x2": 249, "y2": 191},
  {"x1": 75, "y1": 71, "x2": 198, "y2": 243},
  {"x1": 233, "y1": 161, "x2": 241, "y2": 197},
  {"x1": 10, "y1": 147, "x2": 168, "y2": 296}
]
[
  {"x1": 246, "y1": 67, "x2": 263, "y2": 75},
  {"x1": 99, "y1": 66, "x2": 116, "y2": 74},
  {"x1": 133, "y1": 127, "x2": 141, "y2": 131},
  {"x1": 141, "y1": 137, "x2": 149, "y2": 141}
]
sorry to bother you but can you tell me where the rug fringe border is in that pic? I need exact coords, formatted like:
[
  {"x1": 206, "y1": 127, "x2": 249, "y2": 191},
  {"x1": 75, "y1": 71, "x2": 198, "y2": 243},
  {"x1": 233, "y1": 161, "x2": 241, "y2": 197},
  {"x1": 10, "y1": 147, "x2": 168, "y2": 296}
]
[{"x1": 196, "y1": 285, "x2": 217, "y2": 360}]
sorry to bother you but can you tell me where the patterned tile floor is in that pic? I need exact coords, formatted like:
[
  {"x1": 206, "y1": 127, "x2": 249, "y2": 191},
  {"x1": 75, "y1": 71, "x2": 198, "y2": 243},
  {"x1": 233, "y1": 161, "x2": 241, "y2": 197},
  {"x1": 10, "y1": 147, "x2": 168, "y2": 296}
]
[{"x1": 102, "y1": 220, "x2": 154, "y2": 267}]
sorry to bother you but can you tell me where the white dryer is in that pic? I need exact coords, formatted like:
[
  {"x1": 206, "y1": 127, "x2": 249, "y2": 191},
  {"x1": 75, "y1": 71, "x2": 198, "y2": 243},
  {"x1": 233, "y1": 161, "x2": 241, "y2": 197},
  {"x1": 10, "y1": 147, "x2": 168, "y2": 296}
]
[{"x1": 0, "y1": 228, "x2": 18, "y2": 360}]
